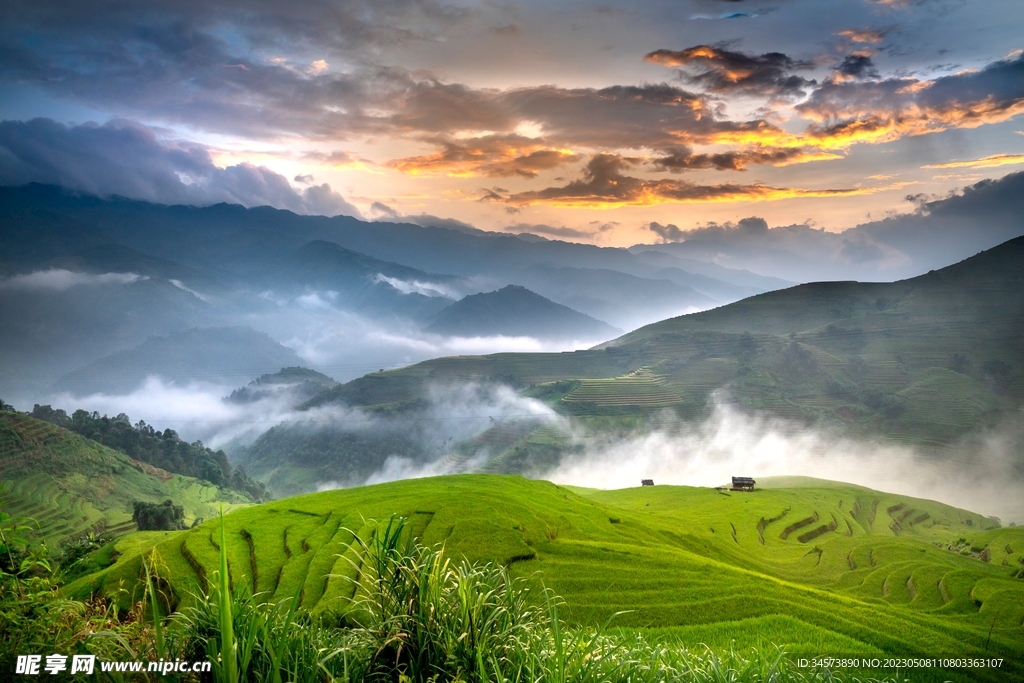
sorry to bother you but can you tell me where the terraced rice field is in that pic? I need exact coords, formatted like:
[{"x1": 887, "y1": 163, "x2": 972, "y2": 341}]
[
  {"x1": 70, "y1": 475, "x2": 1024, "y2": 682},
  {"x1": 562, "y1": 367, "x2": 682, "y2": 408},
  {"x1": 0, "y1": 412, "x2": 250, "y2": 545}
]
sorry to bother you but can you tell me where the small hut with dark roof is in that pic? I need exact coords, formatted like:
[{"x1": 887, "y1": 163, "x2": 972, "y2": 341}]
[{"x1": 731, "y1": 476, "x2": 755, "y2": 492}]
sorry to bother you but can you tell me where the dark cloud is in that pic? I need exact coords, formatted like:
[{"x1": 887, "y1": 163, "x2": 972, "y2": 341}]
[
  {"x1": 370, "y1": 201, "x2": 399, "y2": 218},
  {"x1": 0, "y1": 118, "x2": 360, "y2": 216},
  {"x1": 650, "y1": 145, "x2": 831, "y2": 172},
  {"x1": 2, "y1": 5, "x2": 784, "y2": 157},
  {"x1": 1, "y1": 1, "x2": 470, "y2": 57},
  {"x1": 294, "y1": 174, "x2": 315, "y2": 183},
  {"x1": 504, "y1": 83, "x2": 774, "y2": 149},
  {"x1": 504, "y1": 154, "x2": 870, "y2": 207},
  {"x1": 644, "y1": 45, "x2": 816, "y2": 99},
  {"x1": 853, "y1": 170, "x2": 1024, "y2": 268},
  {"x1": 0, "y1": 2, "x2": 473, "y2": 141},
  {"x1": 835, "y1": 54, "x2": 880, "y2": 80},
  {"x1": 648, "y1": 222, "x2": 685, "y2": 243}
]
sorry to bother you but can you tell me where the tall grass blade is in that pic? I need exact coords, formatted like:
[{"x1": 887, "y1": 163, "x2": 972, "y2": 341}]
[
  {"x1": 142, "y1": 552, "x2": 165, "y2": 661},
  {"x1": 218, "y1": 508, "x2": 237, "y2": 683}
]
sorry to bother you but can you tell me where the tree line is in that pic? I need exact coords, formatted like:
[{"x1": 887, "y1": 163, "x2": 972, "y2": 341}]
[{"x1": 29, "y1": 405, "x2": 268, "y2": 501}]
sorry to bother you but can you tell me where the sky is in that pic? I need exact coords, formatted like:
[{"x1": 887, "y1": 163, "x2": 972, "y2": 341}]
[{"x1": 2, "y1": 0, "x2": 1023, "y2": 246}]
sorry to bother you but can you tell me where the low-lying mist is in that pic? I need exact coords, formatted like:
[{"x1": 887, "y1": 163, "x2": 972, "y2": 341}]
[
  {"x1": 245, "y1": 294, "x2": 612, "y2": 379},
  {"x1": 548, "y1": 394, "x2": 1024, "y2": 523},
  {"x1": 39, "y1": 376, "x2": 1024, "y2": 524}
]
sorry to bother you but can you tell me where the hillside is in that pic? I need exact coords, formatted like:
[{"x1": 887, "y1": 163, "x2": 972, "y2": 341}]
[
  {"x1": 69, "y1": 474, "x2": 1024, "y2": 682},
  {"x1": 424, "y1": 285, "x2": 620, "y2": 340},
  {"x1": 304, "y1": 237, "x2": 1024, "y2": 457},
  {"x1": 0, "y1": 412, "x2": 250, "y2": 545}
]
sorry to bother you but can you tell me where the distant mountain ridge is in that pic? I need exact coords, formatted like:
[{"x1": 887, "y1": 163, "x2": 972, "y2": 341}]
[
  {"x1": 505, "y1": 265, "x2": 715, "y2": 331},
  {"x1": 273, "y1": 239, "x2": 460, "y2": 319},
  {"x1": 0, "y1": 183, "x2": 779, "y2": 298},
  {"x1": 424, "y1": 285, "x2": 621, "y2": 340},
  {"x1": 56, "y1": 326, "x2": 303, "y2": 395}
]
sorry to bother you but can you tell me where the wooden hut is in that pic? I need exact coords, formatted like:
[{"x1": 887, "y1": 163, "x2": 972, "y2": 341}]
[{"x1": 731, "y1": 476, "x2": 755, "y2": 492}]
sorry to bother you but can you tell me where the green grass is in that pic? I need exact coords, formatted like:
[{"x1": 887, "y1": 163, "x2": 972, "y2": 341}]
[
  {"x1": 67, "y1": 474, "x2": 1024, "y2": 682},
  {"x1": 0, "y1": 412, "x2": 251, "y2": 547}
]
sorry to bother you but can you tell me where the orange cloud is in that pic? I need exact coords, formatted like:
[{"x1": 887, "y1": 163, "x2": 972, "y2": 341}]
[
  {"x1": 923, "y1": 153, "x2": 1024, "y2": 169},
  {"x1": 836, "y1": 28, "x2": 887, "y2": 44},
  {"x1": 387, "y1": 135, "x2": 577, "y2": 178},
  {"x1": 798, "y1": 55, "x2": 1024, "y2": 149},
  {"x1": 306, "y1": 150, "x2": 376, "y2": 171},
  {"x1": 502, "y1": 154, "x2": 884, "y2": 208}
]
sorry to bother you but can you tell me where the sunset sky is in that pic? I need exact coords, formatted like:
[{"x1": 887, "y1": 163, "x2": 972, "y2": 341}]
[{"x1": 2, "y1": 0, "x2": 1023, "y2": 246}]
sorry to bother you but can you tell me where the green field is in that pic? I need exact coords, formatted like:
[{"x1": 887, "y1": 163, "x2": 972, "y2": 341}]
[
  {"x1": 68, "y1": 474, "x2": 1024, "y2": 681},
  {"x1": 0, "y1": 412, "x2": 251, "y2": 545}
]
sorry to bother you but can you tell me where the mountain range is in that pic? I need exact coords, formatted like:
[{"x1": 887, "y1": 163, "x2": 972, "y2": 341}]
[{"x1": 0, "y1": 183, "x2": 794, "y2": 398}]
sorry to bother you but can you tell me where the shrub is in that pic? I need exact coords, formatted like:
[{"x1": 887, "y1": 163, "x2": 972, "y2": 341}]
[{"x1": 133, "y1": 500, "x2": 185, "y2": 531}]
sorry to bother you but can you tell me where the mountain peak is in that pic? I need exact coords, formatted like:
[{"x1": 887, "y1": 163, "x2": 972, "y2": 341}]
[{"x1": 425, "y1": 285, "x2": 620, "y2": 341}]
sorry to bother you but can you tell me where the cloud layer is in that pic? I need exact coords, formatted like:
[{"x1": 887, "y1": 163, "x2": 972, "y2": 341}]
[
  {"x1": 0, "y1": 0, "x2": 1022, "y2": 231},
  {"x1": 0, "y1": 119, "x2": 360, "y2": 216},
  {"x1": 0, "y1": 269, "x2": 145, "y2": 290}
]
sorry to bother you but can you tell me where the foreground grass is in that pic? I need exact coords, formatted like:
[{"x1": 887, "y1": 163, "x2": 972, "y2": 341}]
[
  {"x1": 176, "y1": 516, "x2": 891, "y2": 683},
  {"x1": 5, "y1": 510, "x2": 891, "y2": 682},
  {"x1": 62, "y1": 474, "x2": 1024, "y2": 681}
]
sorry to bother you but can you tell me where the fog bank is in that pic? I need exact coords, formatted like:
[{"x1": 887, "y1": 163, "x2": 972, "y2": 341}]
[{"x1": 549, "y1": 395, "x2": 1024, "y2": 523}]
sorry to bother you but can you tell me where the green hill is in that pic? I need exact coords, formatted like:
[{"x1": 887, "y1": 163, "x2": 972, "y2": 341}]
[
  {"x1": 424, "y1": 285, "x2": 621, "y2": 340},
  {"x1": 305, "y1": 236, "x2": 1024, "y2": 454},
  {"x1": 69, "y1": 474, "x2": 1024, "y2": 681},
  {"x1": 0, "y1": 412, "x2": 251, "y2": 545}
]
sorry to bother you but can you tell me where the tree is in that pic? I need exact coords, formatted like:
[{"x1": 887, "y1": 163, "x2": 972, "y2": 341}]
[{"x1": 132, "y1": 500, "x2": 185, "y2": 531}]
